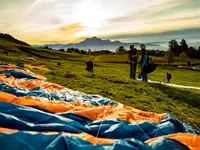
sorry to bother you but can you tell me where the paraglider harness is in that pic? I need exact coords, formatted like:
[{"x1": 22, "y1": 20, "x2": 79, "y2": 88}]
[
  {"x1": 143, "y1": 58, "x2": 156, "y2": 74},
  {"x1": 138, "y1": 54, "x2": 156, "y2": 81}
]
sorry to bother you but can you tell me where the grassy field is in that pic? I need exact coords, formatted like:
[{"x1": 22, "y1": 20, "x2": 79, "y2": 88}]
[
  {"x1": 89, "y1": 54, "x2": 200, "y2": 64},
  {"x1": 0, "y1": 39, "x2": 200, "y2": 129},
  {"x1": 149, "y1": 66, "x2": 200, "y2": 87}
]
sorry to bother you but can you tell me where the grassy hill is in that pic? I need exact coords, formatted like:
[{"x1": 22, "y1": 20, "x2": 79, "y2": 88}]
[
  {"x1": 0, "y1": 33, "x2": 30, "y2": 46},
  {"x1": 0, "y1": 37, "x2": 89, "y2": 63},
  {"x1": 0, "y1": 37, "x2": 200, "y2": 129}
]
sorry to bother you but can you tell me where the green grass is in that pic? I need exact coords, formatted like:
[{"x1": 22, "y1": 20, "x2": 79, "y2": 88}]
[
  {"x1": 90, "y1": 54, "x2": 200, "y2": 64},
  {"x1": 149, "y1": 66, "x2": 200, "y2": 87},
  {"x1": 0, "y1": 39, "x2": 200, "y2": 129}
]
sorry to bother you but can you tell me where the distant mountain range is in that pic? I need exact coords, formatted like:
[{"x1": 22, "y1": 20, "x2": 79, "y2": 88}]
[
  {"x1": 1, "y1": 33, "x2": 198, "y2": 52},
  {"x1": 39, "y1": 37, "x2": 165, "y2": 51},
  {"x1": 0, "y1": 33, "x2": 30, "y2": 46}
]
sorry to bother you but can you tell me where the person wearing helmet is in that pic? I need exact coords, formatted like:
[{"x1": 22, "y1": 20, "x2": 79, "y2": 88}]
[{"x1": 128, "y1": 45, "x2": 138, "y2": 79}]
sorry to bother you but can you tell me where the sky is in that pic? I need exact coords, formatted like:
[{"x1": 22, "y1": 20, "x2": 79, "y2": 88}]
[{"x1": 0, "y1": 0, "x2": 200, "y2": 45}]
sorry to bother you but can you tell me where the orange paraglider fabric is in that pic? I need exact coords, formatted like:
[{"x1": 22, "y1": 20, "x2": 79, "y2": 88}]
[
  {"x1": 145, "y1": 133, "x2": 200, "y2": 150},
  {"x1": 0, "y1": 92, "x2": 165, "y2": 124}
]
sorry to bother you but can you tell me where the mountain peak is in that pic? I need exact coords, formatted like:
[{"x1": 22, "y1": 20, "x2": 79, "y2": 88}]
[
  {"x1": 91, "y1": 36, "x2": 98, "y2": 39},
  {"x1": 80, "y1": 37, "x2": 103, "y2": 45},
  {"x1": 90, "y1": 36, "x2": 102, "y2": 41}
]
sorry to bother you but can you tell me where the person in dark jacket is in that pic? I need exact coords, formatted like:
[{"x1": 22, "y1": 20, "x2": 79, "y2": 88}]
[{"x1": 128, "y1": 45, "x2": 138, "y2": 79}]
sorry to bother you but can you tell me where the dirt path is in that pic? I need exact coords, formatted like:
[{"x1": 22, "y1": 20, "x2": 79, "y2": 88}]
[{"x1": 149, "y1": 80, "x2": 200, "y2": 90}]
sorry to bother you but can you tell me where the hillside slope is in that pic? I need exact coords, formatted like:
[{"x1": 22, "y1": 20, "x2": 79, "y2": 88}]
[
  {"x1": 0, "y1": 33, "x2": 30, "y2": 46},
  {"x1": 0, "y1": 37, "x2": 88, "y2": 63}
]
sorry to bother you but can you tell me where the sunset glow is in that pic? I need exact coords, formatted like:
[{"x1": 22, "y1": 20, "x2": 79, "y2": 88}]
[{"x1": 0, "y1": 0, "x2": 200, "y2": 44}]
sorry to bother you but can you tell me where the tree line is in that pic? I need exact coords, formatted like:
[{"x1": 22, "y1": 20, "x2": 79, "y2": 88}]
[
  {"x1": 42, "y1": 46, "x2": 114, "y2": 55},
  {"x1": 116, "y1": 46, "x2": 166, "y2": 56},
  {"x1": 42, "y1": 39, "x2": 200, "y2": 59},
  {"x1": 166, "y1": 39, "x2": 200, "y2": 64},
  {"x1": 168, "y1": 39, "x2": 200, "y2": 59}
]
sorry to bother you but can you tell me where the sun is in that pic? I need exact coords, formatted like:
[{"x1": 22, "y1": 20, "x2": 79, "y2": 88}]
[{"x1": 73, "y1": 0, "x2": 103, "y2": 31}]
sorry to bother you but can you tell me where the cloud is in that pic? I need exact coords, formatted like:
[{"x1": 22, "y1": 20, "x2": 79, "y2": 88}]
[
  {"x1": 35, "y1": 37, "x2": 85, "y2": 44},
  {"x1": 58, "y1": 23, "x2": 85, "y2": 35},
  {"x1": 99, "y1": 0, "x2": 200, "y2": 38},
  {"x1": 25, "y1": 0, "x2": 59, "y2": 16},
  {"x1": 105, "y1": 1, "x2": 176, "y2": 23},
  {"x1": 14, "y1": 23, "x2": 86, "y2": 45},
  {"x1": 100, "y1": 27, "x2": 200, "y2": 43},
  {"x1": 1, "y1": 0, "x2": 200, "y2": 44},
  {"x1": 104, "y1": 0, "x2": 200, "y2": 24},
  {"x1": 20, "y1": 0, "x2": 81, "y2": 32}
]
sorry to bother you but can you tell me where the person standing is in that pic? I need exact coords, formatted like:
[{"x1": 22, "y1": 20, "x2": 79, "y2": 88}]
[
  {"x1": 140, "y1": 45, "x2": 149, "y2": 82},
  {"x1": 128, "y1": 45, "x2": 138, "y2": 79}
]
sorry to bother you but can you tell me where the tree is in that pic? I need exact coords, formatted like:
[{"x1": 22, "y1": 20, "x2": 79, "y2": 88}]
[
  {"x1": 165, "y1": 48, "x2": 173, "y2": 64},
  {"x1": 180, "y1": 39, "x2": 188, "y2": 53},
  {"x1": 116, "y1": 48, "x2": 119, "y2": 53},
  {"x1": 118, "y1": 46, "x2": 125, "y2": 51},
  {"x1": 179, "y1": 52, "x2": 188, "y2": 62},
  {"x1": 43, "y1": 45, "x2": 53, "y2": 50},
  {"x1": 59, "y1": 48, "x2": 65, "y2": 52},
  {"x1": 116, "y1": 46, "x2": 126, "y2": 54},
  {"x1": 67, "y1": 48, "x2": 72, "y2": 53},
  {"x1": 43, "y1": 46, "x2": 49, "y2": 49},
  {"x1": 80, "y1": 50, "x2": 87, "y2": 55},
  {"x1": 169, "y1": 39, "x2": 179, "y2": 56},
  {"x1": 186, "y1": 47, "x2": 196, "y2": 57},
  {"x1": 88, "y1": 49, "x2": 91, "y2": 55},
  {"x1": 195, "y1": 47, "x2": 200, "y2": 59}
]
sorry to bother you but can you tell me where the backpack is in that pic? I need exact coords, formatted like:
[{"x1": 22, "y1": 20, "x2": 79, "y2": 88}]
[{"x1": 143, "y1": 57, "x2": 156, "y2": 74}]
